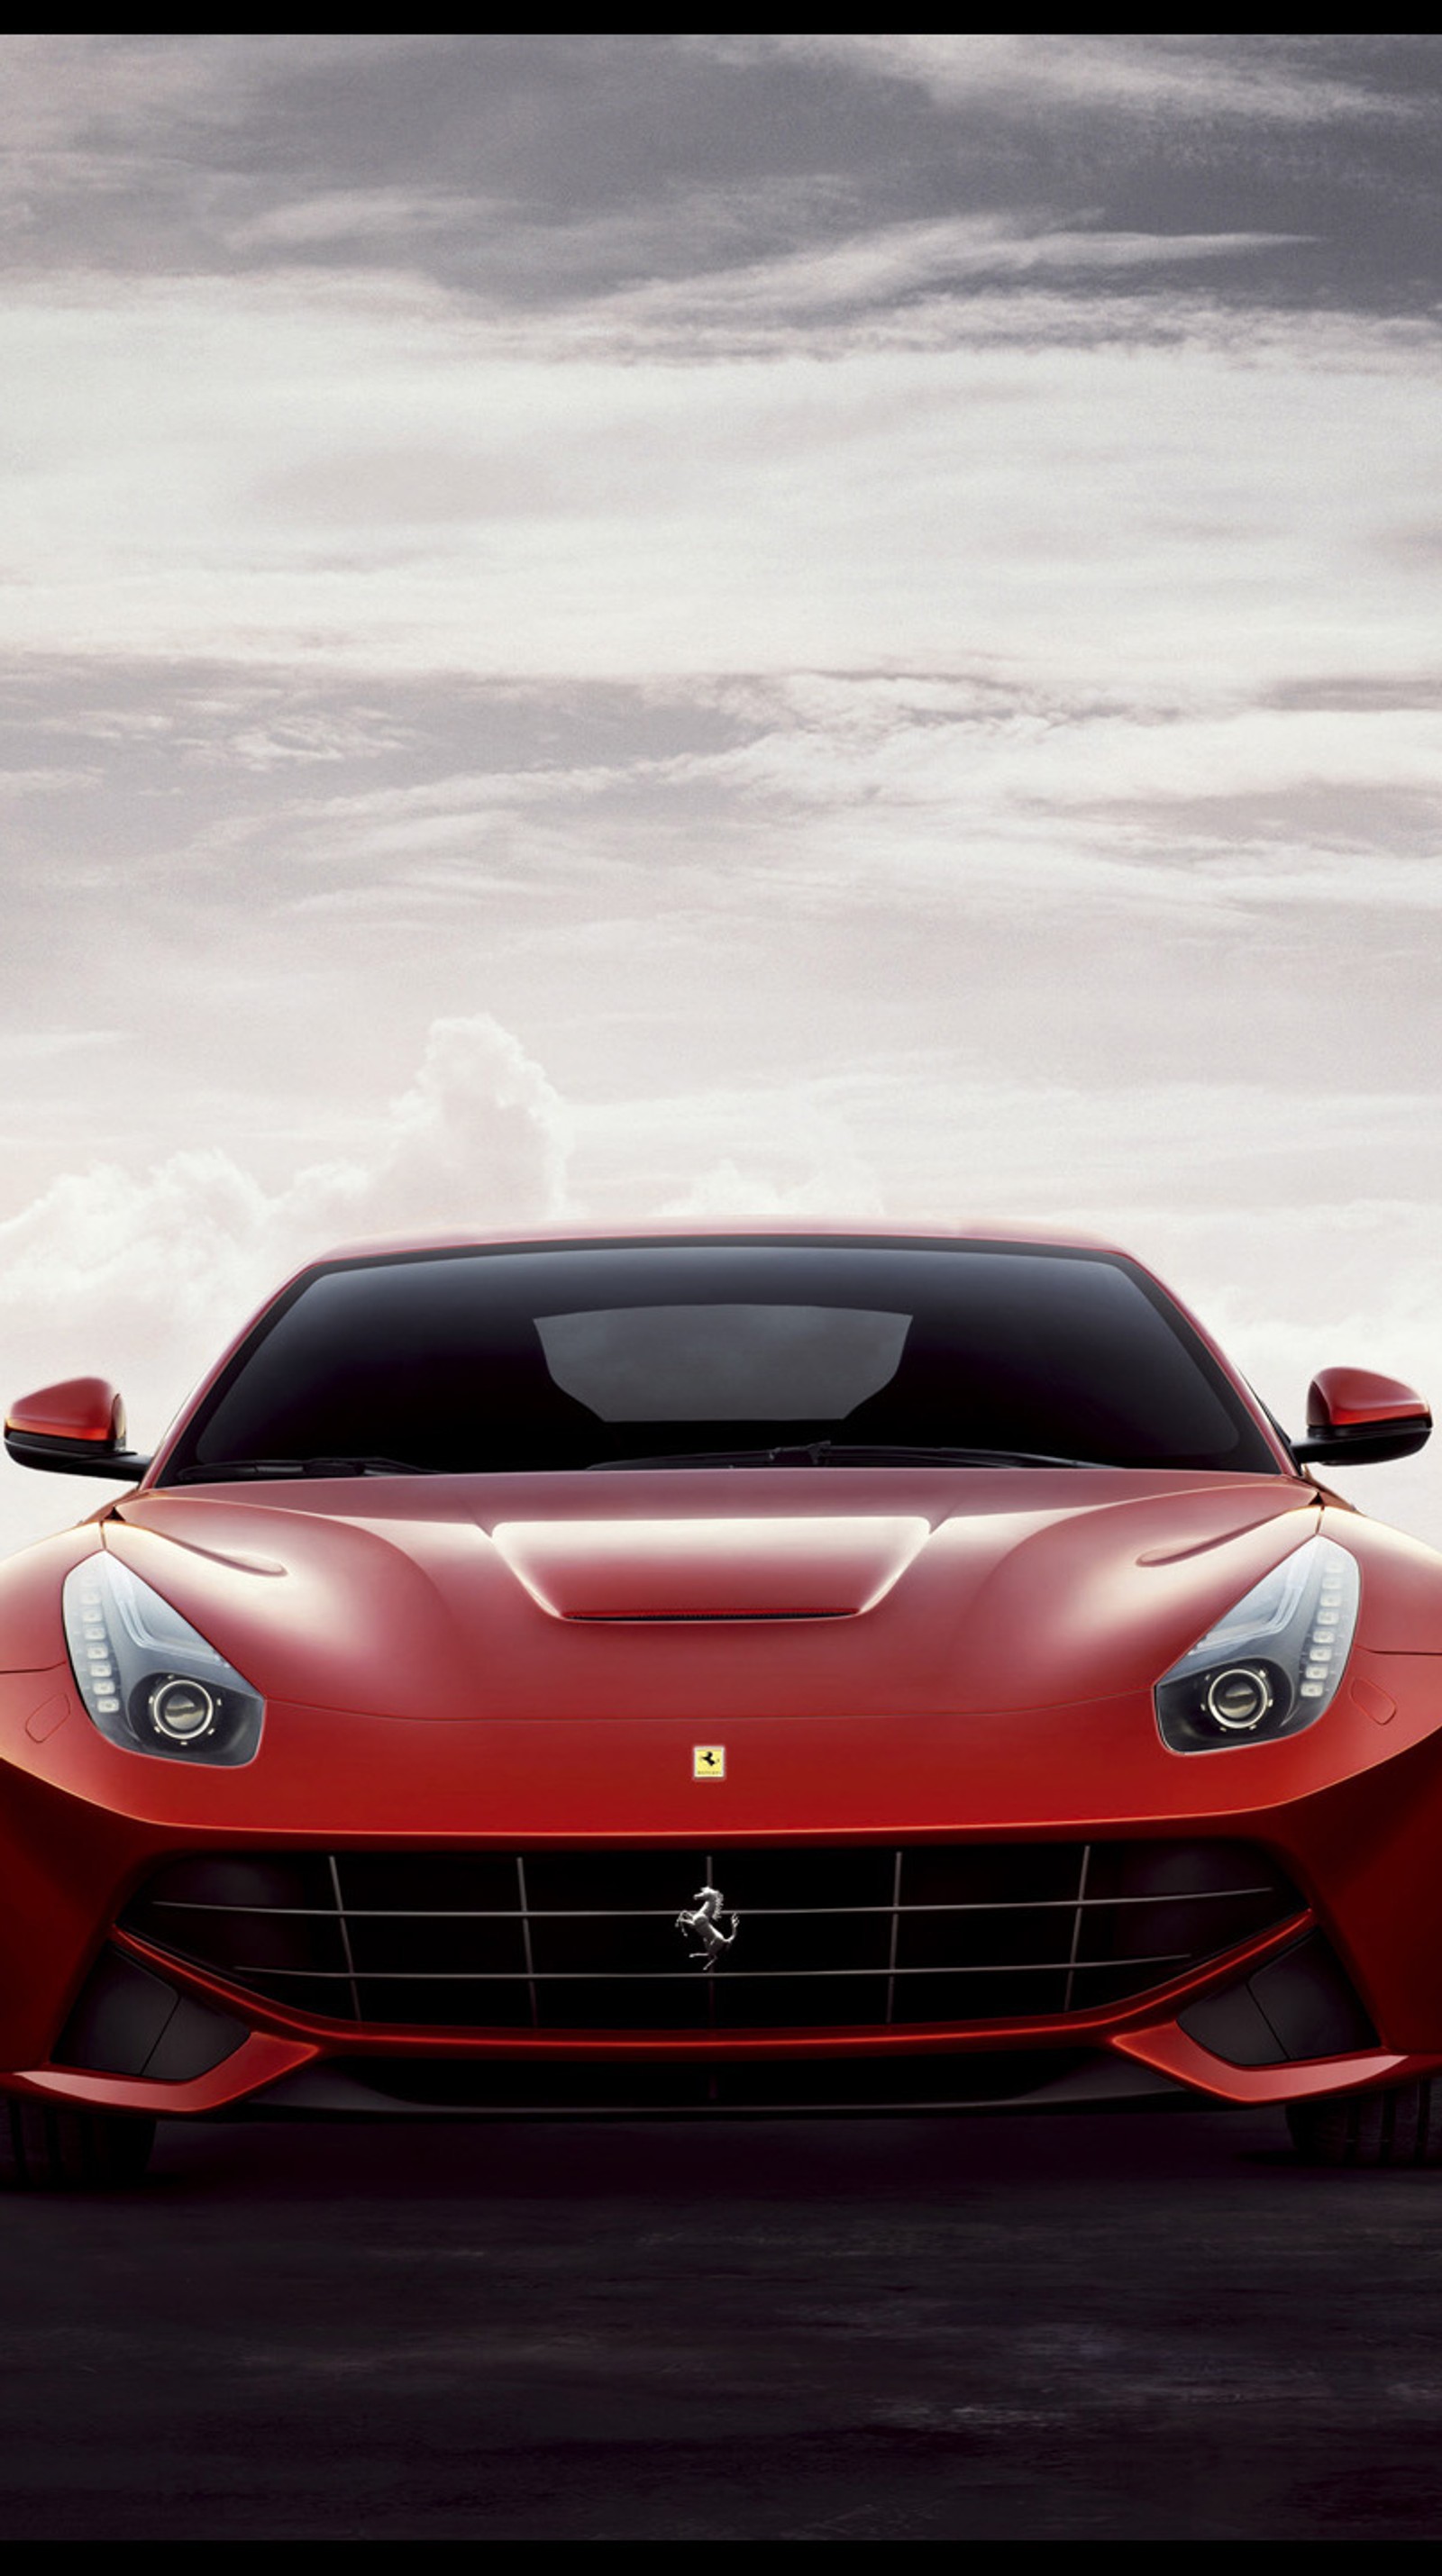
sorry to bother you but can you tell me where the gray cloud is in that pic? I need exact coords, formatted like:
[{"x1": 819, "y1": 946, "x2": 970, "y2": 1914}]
[{"x1": 0, "y1": 34, "x2": 1437, "y2": 328}]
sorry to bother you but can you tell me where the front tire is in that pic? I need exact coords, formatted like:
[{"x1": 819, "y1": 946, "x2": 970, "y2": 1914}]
[
  {"x1": 0, "y1": 2098, "x2": 156, "y2": 2190},
  {"x1": 1286, "y1": 2080, "x2": 1442, "y2": 2168}
]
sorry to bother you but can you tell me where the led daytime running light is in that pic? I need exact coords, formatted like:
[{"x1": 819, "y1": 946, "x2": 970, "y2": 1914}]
[
  {"x1": 62, "y1": 1553, "x2": 264, "y2": 1767},
  {"x1": 1155, "y1": 1534, "x2": 1359, "y2": 1753}
]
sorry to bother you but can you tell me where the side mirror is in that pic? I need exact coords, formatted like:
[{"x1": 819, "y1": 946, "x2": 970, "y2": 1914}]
[
  {"x1": 1293, "y1": 1365, "x2": 1432, "y2": 1466},
  {"x1": 4, "y1": 1378, "x2": 153, "y2": 1479}
]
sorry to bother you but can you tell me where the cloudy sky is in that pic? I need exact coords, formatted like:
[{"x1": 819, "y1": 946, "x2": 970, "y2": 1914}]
[{"x1": 2, "y1": 32, "x2": 1440, "y2": 1551}]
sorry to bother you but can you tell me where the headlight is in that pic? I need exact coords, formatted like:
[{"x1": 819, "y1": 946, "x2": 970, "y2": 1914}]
[
  {"x1": 1155, "y1": 1534, "x2": 1358, "y2": 1753},
  {"x1": 62, "y1": 1554, "x2": 264, "y2": 1766}
]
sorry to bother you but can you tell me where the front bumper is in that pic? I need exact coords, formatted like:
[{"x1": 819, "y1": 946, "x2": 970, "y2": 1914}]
[{"x1": 5, "y1": 1652, "x2": 1442, "y2": 2119}]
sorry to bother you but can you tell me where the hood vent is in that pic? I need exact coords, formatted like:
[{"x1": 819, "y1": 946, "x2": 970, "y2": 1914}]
[{"x1": 489, "y1": 1515, "x2": 931, "y2": 1622}]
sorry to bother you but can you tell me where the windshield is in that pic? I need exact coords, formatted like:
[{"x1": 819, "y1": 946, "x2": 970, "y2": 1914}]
[{"x1": 158, "y1": 1238, "x2": 1275, "y2": 1481}]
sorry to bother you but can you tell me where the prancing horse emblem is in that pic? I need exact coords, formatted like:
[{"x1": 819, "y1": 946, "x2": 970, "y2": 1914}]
[{"x1": 676, "y1": 1883, "x2": 739, "y2": 1972}]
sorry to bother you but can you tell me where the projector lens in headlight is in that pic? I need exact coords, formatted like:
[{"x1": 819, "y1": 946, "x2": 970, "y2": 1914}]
[
  {"x1": 1201, "y1": 1665, "x2": 1274, "y2": 1732},
  {"x1": 62, "y1": 1553, "x2": 263, "y2": 1766},
  {"x1": 1155, "y1": 1534, "x2": 1358, "y2": 1753},
  {"x1": 148, "y1": 1677, "x2": 217, "y2": 1742}
]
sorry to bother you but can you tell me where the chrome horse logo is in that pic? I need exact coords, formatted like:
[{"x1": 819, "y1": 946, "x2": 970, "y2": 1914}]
[{"x1": 676, "y1": 1883, "x2": 739, "y2": 1972}]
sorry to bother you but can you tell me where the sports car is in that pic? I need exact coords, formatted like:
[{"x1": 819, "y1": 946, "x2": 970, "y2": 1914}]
[{"x1": 1, "y1": 1224, "x2": 1437, "y2": 2188}]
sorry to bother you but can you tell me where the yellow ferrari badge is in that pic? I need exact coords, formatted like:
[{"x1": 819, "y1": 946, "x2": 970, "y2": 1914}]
[{"x1": 692, "y1": 1744, "x2": 726, "y2": 1780}]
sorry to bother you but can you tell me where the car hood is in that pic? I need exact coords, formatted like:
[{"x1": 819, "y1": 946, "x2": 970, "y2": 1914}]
[{"x1": 103, "y1": 1467, "x2": 1320, "y2": 1722}]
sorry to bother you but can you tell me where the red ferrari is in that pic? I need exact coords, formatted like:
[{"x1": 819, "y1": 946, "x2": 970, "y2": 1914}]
[{"x1": 1, "y1": 1224, "x2": 1437, "y2": 2188}]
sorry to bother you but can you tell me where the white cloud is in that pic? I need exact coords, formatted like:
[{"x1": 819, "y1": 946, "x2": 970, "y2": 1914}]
[
  {"x1": 235, "y1": 673, "x2": 1442, "y2": 947},
  {"x1": 0, "y1": 1027, "x2": 123, "y2": 1062},
  {"x1": 541, "y1": 214, "x2": 1309, "y2": 342},
  {"x1": 0, "y1": 1014, "x2": 570, "y2": 1553},
  {"x1": 708, "y1": 35, "x2": 1407, "y2": 127},
  {"x1": 224, "y1": 188, "x2": 479, "y2": 254},
  {"x1": 0, "y1": 268, "x2": 1433, "y2": 693}
]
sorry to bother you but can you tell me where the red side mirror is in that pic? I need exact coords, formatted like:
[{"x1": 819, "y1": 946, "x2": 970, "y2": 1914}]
[
  {"x1": 1297, "y1": 1366, "x2": 1431, "y2": 1466},
  {"x1": 4, "y1": 1379, "x2": 151, "y2": 1479},
  {"x1": 7, "y1": 1377, "x2": 126, "y2": 1446}
]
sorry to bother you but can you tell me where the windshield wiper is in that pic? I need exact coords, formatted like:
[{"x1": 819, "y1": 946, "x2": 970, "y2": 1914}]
[
  {"x1": 819, "y1": 1443, "x2": 1111, "y2": 1468},
  {"x1": 172, "y1": 1456, "x2": 428, "y2": 1484},
  {"x1": 587, "y1": 1441, "x2": 1111, "y2": 1470},
  {"x1": 175, "y1": 1443, "x2": 1115, "y2": 1481}
]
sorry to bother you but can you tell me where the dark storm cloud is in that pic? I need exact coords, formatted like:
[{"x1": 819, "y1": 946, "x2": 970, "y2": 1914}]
[{"x1": 2, "y1": 34, "x2": 1437, "y2": 324}]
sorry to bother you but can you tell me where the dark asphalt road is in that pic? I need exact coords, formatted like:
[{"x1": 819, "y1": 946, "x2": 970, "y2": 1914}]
[{"x1": 2, "y1": 2103, "x2": 1441, "y2": 2540}]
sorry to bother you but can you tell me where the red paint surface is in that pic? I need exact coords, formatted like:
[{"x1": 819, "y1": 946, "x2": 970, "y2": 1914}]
[
  {"x1": 1308, "y1": 1364, "x2": 1430, "y2": 1430},
  {"x1": 5, "y1": 1375, "x2": 123, "y2": 1443}
]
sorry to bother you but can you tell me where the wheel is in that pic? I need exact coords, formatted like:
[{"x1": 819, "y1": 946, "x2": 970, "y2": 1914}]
[
  {"x1": 1286, "y1": 2080, "x2": 1442, "y2": 2168},
  {"x1": 0, "y1": 2097, "x2": 156, "y2": 2190}
]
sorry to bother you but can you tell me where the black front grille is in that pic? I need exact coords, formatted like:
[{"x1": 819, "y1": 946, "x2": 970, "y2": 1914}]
[{"x1": 120, "y1": 1841, "x2": 1301, "y2": 2034}]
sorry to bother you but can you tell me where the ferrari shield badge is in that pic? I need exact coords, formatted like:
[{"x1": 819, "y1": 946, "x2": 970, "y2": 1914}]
[
  {"x1": 676, "y1": 1884, "x2": 739, "y2": 1971},
  {"x1": 692, "y1": 1743, "x2": 726, "y2": 1779}
]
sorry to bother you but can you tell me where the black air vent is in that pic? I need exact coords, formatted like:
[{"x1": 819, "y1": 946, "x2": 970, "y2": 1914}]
[{"x1": 121, "y1": 1841, "x2": 1301, "y2": 2035}]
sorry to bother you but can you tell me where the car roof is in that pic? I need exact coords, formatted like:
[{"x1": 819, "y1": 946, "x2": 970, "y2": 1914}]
[{"x1": 307, "y1": 1218, "x2": 1129, "y2": 1266}]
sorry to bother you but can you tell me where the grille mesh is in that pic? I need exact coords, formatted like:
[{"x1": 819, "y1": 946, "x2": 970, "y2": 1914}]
[{"x1": 120, "y1": 1841, "x2": 1301, "y2": 2034}]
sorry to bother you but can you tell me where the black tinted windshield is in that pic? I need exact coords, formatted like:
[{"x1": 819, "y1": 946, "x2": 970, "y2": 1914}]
[{"x1": 159, "y1": 1238, "x2": 1276, "y2": 1480}]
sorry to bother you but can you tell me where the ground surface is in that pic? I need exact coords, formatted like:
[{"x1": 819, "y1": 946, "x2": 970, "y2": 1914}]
[{"x1": 1, "y1": 2105, "x2": 1439, "y2": 2539}]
